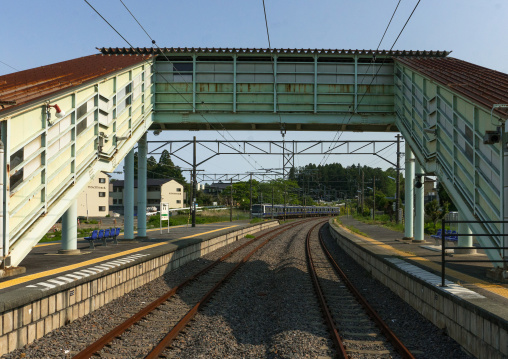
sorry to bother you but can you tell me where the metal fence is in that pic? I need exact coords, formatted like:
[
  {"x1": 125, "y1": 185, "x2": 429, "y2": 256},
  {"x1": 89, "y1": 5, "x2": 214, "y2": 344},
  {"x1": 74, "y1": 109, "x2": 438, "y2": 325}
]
[{"x1": 440, "y1": 219, "x2": 508, "y2": 287}]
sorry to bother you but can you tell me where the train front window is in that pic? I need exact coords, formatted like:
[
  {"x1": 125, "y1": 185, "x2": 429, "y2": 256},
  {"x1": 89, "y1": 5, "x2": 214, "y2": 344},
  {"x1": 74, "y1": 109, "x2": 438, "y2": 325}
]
[{"x1": 252, "y1": 205, "x2": 264, "y2": 213}]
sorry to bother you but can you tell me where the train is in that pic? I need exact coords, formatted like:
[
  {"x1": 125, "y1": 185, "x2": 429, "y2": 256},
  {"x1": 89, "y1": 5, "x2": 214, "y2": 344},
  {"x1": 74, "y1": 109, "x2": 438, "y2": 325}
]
[{"x1": 251, "y1": 203, "x2": 343, "y2": 219}]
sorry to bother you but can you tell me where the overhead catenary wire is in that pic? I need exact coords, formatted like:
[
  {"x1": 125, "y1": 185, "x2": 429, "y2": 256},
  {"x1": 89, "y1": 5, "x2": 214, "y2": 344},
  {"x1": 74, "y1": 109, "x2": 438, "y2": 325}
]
[
  {"x1": 319, "y1": 0, "x2": 404, "y2": 167},
  {"x1": 84, "y1": 0, "x2": 261, "y2": 172},
  {"x1": 320, "y1": 0, "x2": 420, "y2": 168},
  {"x1": 115, "y1": 0, "x2": 260, "y2": 172},
  {"x1": 116, "y1": 0, "x2": 263, "y2": 172},
  {"x1": 0, "y1": 60, "x2": 19, "y2": 72}
]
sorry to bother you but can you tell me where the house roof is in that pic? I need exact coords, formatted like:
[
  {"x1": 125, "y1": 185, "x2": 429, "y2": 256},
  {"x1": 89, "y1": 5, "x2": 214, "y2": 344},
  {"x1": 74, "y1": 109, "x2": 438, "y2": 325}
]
[{"x1": 112, "y1": 178, "x2": 181, "y2": 188}]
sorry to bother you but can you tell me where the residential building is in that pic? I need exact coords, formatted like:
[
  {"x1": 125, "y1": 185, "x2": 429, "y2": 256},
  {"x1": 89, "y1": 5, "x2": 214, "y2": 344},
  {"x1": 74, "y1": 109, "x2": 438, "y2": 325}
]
[
  {"x1": 110, "y1": 178, "x2": 184, "y2": 215},
  {"x1": 424, "y1": 176, "x2": 438, "y2": 204},
  {"x1": 77, "y1": 172, "x2": 112, "y2": 217}
]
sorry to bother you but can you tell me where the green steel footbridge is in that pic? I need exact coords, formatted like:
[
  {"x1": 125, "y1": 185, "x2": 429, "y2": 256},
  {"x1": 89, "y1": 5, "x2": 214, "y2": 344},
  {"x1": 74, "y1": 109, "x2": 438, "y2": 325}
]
[{"x1": 0, "y1": 47, "x2": 507, "y2": 270}]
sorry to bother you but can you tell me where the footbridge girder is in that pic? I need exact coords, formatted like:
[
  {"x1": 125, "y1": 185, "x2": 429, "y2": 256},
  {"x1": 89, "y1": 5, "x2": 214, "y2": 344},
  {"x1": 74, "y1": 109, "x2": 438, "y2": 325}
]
[{"x1": 97, "y1": 47, "x2": 449, "y2": 132}]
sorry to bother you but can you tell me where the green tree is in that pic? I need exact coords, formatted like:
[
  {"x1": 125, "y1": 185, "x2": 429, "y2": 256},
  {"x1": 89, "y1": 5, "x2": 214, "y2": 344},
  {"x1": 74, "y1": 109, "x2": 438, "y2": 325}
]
[{"x1": 425, "y1": 199, "x2": 450, "y2": 229}]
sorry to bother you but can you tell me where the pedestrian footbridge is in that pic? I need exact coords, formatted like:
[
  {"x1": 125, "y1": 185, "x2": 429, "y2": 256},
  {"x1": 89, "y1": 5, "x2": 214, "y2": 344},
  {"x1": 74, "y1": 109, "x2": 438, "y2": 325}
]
[{"x1": 0, "y1": 48, "x2": 507, "y2": 269}]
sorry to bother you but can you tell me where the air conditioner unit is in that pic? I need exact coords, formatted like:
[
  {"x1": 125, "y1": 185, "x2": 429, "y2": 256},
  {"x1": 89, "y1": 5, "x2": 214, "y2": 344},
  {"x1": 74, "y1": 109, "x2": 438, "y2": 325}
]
[{"x1": 483, "y1": 130, "x2": 501, "y2": 145}]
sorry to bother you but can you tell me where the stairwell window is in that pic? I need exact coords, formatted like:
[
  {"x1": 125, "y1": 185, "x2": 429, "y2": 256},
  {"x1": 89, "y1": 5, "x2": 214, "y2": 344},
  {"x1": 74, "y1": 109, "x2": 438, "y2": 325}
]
[
  {"x1": 99, "y1": 206, "x2": 106, "y2": 212},
  {"x1": 99, "y1": 192, "x2": 106, "y2": 197}
]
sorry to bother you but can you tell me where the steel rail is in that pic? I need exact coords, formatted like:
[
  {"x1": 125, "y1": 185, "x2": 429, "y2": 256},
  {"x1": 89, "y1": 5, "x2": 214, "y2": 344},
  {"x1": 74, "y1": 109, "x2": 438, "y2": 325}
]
[
  {"x1": 306, "y1": 222, "x2": 348, "y2": 358},
  {"x1": 145, "y1": 219, "x2": 317, "y2": 358},
  {"x1": 73, "y1": 219, "x2": 310, "y2": 359},
  {"x1": 318, "y1": 224, "x2": 415, "y2": 359}
]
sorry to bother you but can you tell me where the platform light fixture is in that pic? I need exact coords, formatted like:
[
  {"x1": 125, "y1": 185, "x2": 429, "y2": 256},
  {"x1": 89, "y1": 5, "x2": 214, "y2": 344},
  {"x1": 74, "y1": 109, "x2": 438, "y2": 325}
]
[{"x1": 46, "y1": 104, "x2": 65, "y2": 125}]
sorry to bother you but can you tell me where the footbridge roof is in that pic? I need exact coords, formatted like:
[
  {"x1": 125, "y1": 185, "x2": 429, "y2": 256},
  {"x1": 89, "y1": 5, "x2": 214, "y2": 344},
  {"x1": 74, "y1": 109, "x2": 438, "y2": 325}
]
[
  {"x1": 396, "y1": 57, "x2": 508, "y2": 119},
  {"x1": 0, "y1": 53, "x2": 152, "y2": 116}
]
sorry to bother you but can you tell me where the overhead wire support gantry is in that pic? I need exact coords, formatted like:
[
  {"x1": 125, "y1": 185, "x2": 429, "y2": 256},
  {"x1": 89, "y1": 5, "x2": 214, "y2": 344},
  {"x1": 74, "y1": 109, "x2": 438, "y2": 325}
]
[{"x1": 146, "y1": 139, "x2": 403, "y2": 168}]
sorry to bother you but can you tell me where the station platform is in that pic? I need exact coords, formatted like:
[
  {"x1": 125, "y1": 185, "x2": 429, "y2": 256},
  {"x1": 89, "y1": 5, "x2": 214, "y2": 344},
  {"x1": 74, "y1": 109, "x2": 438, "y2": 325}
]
[
  {"x1": 0, "y1": 220, "x2": 249, "y2": 294},
  {"x1": 0, "y1": 219, "x2": 279, "y2": 355},
  {"x1": 330, "y1": 217, "x2": 508, "y2": 358}
]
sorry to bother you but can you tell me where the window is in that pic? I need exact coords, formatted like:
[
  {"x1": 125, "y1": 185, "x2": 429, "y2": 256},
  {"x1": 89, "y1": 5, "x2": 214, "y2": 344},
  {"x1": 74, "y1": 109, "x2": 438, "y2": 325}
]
[
  {"x1": 99, "y1": 192, "x2": 106, "y2": 197},
  {"x1": 76, "y1": 103, "x2": 87, "y2": 119},
  {"x1": 76, "y1": 118, "x2": 87, "y2": 136},
  {"x1": 10, "y1": 148, "x2": 23, "y2": 169},
  {"x1": 99, "y1": 178, "x2": 106, "y2": 184},
  {"x1": 10, "y1": 169, "x2": 23, "y2": 191},
  {"x1": 176, "y1": 200, "x2": 181, "y2": 204},
  {"x1": 176, "y1": 188, "x2": 182, "y2": 192},
  {"x1": 99, "y1": 206, "x2": 106, "y2": 212}
]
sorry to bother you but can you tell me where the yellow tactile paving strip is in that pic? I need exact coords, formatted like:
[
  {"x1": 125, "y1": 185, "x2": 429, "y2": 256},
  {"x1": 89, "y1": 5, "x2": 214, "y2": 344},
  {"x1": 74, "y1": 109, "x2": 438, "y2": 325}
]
[
  {"x1": 0, "y1": 225, "x2": 238, "y2": 290},
  {"x1": 336, "y1": 222, "x2": 508, "y2": 298}
]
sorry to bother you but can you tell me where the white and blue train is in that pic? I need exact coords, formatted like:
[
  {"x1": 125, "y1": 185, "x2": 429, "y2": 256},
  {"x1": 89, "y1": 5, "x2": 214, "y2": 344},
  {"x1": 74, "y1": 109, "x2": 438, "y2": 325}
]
[{"x1": 251, "y1": 204, "x2": 343, "y2": 219}]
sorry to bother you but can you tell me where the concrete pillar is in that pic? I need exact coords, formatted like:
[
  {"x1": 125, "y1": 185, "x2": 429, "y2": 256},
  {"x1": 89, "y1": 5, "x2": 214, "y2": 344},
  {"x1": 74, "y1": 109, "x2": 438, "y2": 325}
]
[
  {"x1": 137, "y1": 134, "x2": 147, "y2": 239},
  {"x1": 457, "y1": 212, "x2": 476, "y2": 254},
  {"x1": 59, "y1": 199, "x2": 80, "y2": 254},
  {"x1": 124, "y1": 149, "x2": 135, "y2": 240},
  {"x1": 404, "y1": 142, "x2": 414, "y2": 240},
  {"x1": 414, "y1": 161, "x2": 425, "y2": 242}
]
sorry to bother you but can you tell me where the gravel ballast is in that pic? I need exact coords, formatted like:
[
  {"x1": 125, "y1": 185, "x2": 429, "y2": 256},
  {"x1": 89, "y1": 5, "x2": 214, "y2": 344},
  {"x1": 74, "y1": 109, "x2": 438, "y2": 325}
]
[{"x1": 4, "y1": 220, "x2": 472, "y2": 358}]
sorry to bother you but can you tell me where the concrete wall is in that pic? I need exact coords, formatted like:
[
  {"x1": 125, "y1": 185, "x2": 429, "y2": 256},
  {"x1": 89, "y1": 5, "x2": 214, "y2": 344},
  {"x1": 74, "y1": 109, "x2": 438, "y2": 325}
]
[
  {"x1": 328, "y1": 219, "x2": 508, "y2": 359},
  {"x1": 0, "y1": 221, "x2": 278, "y2": 355}
]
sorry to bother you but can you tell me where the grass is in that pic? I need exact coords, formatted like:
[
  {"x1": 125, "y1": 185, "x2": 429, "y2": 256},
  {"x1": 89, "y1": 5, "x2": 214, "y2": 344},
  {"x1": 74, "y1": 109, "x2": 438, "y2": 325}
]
[
  {"x1": 39, "y1": 209, "x2": 251, "y2": 243},
  {"x1": 148, "y1": 209, "x2": 250, "y2": 228},
  {"x1": 334, "y1": 216, "x2": 368, "y2": 237},
  {"x1": 344, "y1": 225, "x2": 368, "y2": 237},
  {"x1": 249, "y1": 217, "x2": 265, "y2": 224},
  {"x1": 353, "y1": 214, "x2": 405, "y2": 233},
  {"x1": 245, "y1": 234, "x2": 255, "y2": 239}
]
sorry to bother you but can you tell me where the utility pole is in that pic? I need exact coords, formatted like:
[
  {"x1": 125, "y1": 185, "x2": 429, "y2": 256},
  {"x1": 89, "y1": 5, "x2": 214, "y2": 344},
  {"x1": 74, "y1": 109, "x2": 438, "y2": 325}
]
[
  {"x1": 361, "y1": 170, "x2": 364, "y2": 215},
  {"x1": 395, "y1": 134, "x2": 401, "y2": 224},
  {"x1": 357, "y1": 163, "x2": 361, "y2": 214},
  {"x1": 188, "y1": 172, "x2": 193, "y2": 217},
  {"x1": 230, "y1": 178, "x2": 233, "y2": 222},
  {"x1": 271, "y1": 185, "x2": 274, "y2": 220},
  {"x1": 192, "y1": 136, "x2": 197, "y2": 227},
  {"x1": 373, "y1": 175, "x2": 376, "y2": 221},
  {"x1": 249, "y1": 173, "x2": 253, "y2": 219}
]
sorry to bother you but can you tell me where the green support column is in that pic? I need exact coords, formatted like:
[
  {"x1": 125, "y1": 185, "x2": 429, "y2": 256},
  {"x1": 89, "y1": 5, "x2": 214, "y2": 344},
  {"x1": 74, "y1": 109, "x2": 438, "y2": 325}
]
[
  {"x1": 59, "y1": 199, "x2": 80, "y2": 254},
  {"x1": 137, "y1": 134, "x2": 147, "y2": 239},
  {"x1": 457, "y1": 212, "x2": 475, "y2": 254},
  {"x1": 124, "y1": 149, "x2": 135, "y2": 240},
  {"x1": 403, "y1": 142, "x2": 414, "y2": 240},
  {"x1": 414, "y1": 161, "x2": 424, "y2": 242}
]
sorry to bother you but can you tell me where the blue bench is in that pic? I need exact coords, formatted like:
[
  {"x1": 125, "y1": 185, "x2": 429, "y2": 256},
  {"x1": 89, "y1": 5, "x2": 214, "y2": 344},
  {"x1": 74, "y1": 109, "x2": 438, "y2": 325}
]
[
  {"x1": 84, "y1": 228, "x2": 121, "y2": 249},
  {"x1": 446, "y1": 230, "x2": 458, "y2": 243},
  {"x1": 84, "y1": 230, "x2": 98, "y2": 249}
]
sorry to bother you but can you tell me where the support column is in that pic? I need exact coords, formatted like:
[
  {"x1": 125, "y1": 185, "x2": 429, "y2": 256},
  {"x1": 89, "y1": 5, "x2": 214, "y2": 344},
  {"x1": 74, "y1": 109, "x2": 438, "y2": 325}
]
[
  {"x1": 124, "y1": 149, "x2": 135, "y2": 240},
  {"x1": 414, "y1": 161, "x2": 425, "y2": 242},
  {"x1": 137, "y1": 134, "x2": 147, "y2": 239},
  {"x1": 403, "y1": 142, "x2": 414, "y2": 240},
  {"x1": 457, "y1": 212, "x2": 476, "y2": 254},
  {"x1": 59, "y1": 199, "x2": 80, "y2": 254}
]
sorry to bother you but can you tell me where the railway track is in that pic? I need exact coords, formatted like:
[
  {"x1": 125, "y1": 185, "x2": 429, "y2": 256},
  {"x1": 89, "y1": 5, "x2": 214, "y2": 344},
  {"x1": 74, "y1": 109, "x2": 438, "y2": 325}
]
[
  {"x1": 306, "y1": 222, "x2": 415, "y2": 359},
  {"x1": 73, "y1": 219, "x2": 313, "y2": 358}
]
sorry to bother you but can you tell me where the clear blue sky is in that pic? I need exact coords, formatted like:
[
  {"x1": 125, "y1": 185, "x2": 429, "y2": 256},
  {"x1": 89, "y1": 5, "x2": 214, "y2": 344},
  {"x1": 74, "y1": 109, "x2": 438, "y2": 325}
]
[{"x1": 1, "y1": 1, "x2": 506, "y2": 179}]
